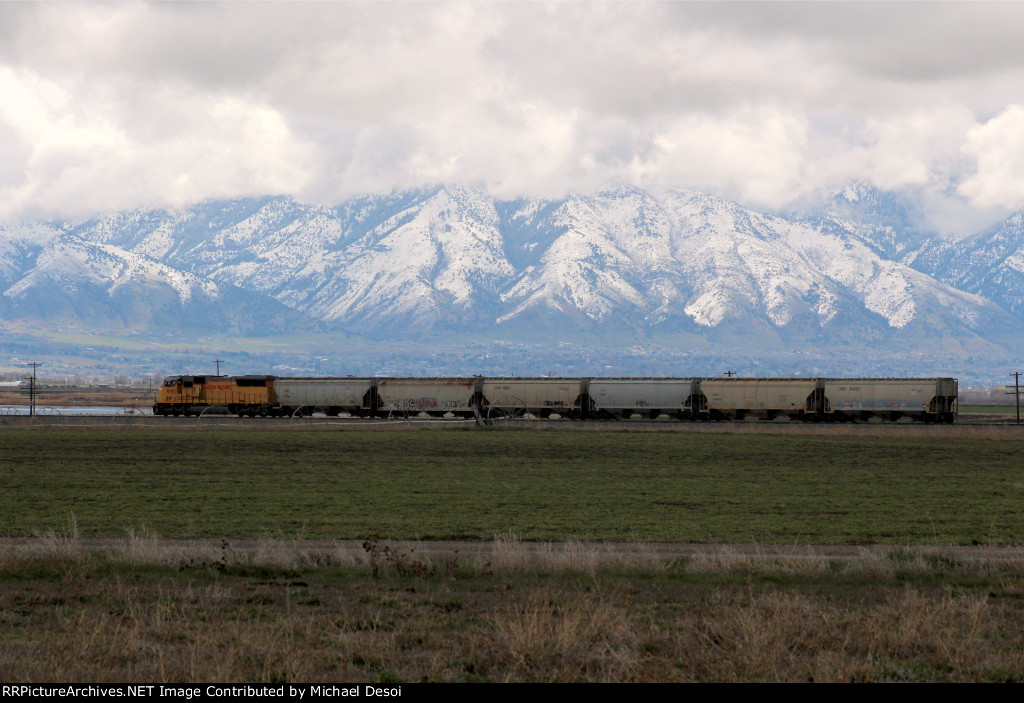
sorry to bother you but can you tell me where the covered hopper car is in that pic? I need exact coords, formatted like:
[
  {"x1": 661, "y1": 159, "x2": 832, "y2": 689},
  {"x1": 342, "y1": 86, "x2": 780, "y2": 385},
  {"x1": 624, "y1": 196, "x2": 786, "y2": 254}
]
[{"x1": 153, "y1": 375, "x2": 958, "y2": 423}]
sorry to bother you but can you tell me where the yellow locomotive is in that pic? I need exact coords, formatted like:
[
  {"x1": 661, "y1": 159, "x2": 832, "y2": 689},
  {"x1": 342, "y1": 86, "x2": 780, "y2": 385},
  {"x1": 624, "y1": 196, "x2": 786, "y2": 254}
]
[{"x1": 153, "y1": 375, "x2": 275, "y2": 417}]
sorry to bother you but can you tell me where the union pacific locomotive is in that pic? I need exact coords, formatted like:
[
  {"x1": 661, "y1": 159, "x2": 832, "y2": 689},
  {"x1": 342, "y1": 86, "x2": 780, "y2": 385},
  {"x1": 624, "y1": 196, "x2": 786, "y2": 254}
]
[{"x1": 154, "y1": 375, "x2": 958, "y2": 423}]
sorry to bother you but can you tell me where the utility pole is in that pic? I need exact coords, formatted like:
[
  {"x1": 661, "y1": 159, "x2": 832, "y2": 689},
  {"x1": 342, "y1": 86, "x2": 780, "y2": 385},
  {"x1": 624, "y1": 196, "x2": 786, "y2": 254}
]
[
  {"x1": 213, "y1": 359, "x2": 225, "y2": 376},
  {"x1": 24, "y1": 361, "x2": 40, "y2": 417},
  {"x1": 1009, "y1": 372, "x2": 1021, "y2": 426},
  {"x1": 724, "y1": 370, "x2": 737, "y2": 377}
]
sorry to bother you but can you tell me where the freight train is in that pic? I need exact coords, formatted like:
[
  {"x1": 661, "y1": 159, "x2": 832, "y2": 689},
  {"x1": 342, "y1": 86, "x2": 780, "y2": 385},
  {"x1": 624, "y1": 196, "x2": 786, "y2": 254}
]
[{"x1": 153, "y1": 375, "x2": 958, "y2": 423}]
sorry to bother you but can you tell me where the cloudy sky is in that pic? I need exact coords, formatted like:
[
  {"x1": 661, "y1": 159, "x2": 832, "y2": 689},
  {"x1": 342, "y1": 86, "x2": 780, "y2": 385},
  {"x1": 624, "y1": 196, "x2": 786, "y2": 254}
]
[{"x1": 2, "y1": 1, "x2": 1023, "y2": 230}]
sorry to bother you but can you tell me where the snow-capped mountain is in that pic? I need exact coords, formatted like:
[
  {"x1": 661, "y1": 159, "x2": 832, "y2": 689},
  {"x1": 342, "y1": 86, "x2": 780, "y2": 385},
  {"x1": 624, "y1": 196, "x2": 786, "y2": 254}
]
[
  {"x1": 491, "y1": 188, "x2": 1012, "y2": 348},
  {"x1": 905, "y1": 213, "x2": 1024, "y2": 320},
  {"x1": 0, "y1": 221, "x2": 313, "y2": 335},
  {"x1": 803, "y1": 181, "x2": 927, "y2": 260},
  {"x1": 2, "y1": 186, "x2": 1021, "y2": 352}
]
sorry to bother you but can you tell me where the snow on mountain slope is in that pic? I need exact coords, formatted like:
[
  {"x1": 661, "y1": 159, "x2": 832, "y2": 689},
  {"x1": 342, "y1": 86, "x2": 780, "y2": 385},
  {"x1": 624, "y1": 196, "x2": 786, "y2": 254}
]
[
  {"x1": 494, "y1": 188, "x2": 1001, "y2": 336},
  {"x1": 811, "y1": 181, "x2": 925, "y2": 259},
  {"x1": 0, "y1": 222, "x2": 62, "y2": 289},
  {"x1": 908, "y1": 213, "x2": 1024, "y2": 318},
  {"x1": 0, "y1": 226, "x2": 315, "y2": 334},
  {"x1": 662, "y1": 191, "x2": 836, "y2": 328},
  {"x1": 665, "y1": 191, "x2": 1002, "y2": 335},
  {"x1": 5, "y1": 232, "x2": 216, "y2": 304},
  {"x1": 499, "y1": 194, "x2": 650, "y2": 326},
  {"x1": 304, "y1": 185, "x2": 515, "y2": 328},
  {"x1": 193, "y1": 186, "x2": 518, "y2": 332}
]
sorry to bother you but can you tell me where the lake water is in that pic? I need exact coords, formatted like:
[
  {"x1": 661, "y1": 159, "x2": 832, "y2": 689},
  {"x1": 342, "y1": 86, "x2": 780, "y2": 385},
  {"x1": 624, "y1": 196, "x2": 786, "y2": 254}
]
[{"x1": 0, "y1": 405, "x2": 153, "y2": 416}]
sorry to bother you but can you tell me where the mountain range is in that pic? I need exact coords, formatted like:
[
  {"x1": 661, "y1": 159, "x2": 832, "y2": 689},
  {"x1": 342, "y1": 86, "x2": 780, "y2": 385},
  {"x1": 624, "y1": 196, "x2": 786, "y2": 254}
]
[{"x1": 2, "y1": 184, "x2": 1023, "y2": 362}]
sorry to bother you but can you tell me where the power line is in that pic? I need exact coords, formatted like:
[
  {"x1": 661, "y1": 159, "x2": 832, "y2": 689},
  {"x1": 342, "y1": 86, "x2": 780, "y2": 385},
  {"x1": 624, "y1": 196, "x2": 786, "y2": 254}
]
[
  {"x1": 1009, "y1": 372, "x2": 1021, "y2": 426},
  {"x1": 23, "y1": 361, "x2": 40, "y2": 418}
]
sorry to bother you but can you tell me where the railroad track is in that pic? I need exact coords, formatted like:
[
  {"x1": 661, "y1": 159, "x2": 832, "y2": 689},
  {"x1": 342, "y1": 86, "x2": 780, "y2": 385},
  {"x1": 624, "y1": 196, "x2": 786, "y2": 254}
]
[{"x1": 2, "y1": 413, "x2": 1023, "y2": 430}]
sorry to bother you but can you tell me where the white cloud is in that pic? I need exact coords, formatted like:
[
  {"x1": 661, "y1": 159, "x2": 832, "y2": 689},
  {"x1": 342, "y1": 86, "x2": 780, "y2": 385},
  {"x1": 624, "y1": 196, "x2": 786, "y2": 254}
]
[
  {"x1": 958, "y1": 105, "x2": 1024, "y2": 211},
  {"x1": 1, "y1": 2, "x2": 1024, "y2": 222},
  {"x1": 0, "y1": 65, "x2": 314, "y2": 219},
  {"x1": 634, "y1": 106, "x2": 811, "y2": 209},
  {"x1": 801, "y1": 104, "x2": 978, "y2": 194}
]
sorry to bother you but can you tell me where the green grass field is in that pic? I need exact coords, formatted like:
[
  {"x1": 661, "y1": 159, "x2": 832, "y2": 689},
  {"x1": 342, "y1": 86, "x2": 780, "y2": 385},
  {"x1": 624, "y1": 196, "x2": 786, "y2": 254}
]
[
  {"x1": 4, "y1": 425, "x2": 1024, "y2": 682},
  {"x1": 2, "y1": 427, "x2": 1022, "y2": 543},
  {"x1": 959, "y1": 404, "x2": 1021, "y2": 416}
]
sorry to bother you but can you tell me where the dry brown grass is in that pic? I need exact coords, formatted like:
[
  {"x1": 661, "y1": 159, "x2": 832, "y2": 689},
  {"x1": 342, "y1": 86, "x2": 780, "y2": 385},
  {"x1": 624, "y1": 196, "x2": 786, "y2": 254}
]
[
  {"x1": 0, "y1": 389, "x2": 152, "y2": 407},
  {"x1": 486, "y1": 534, "x2": 674, "y2": 575},
  {"x1": 484, "y1": 591, "x2": 640, "y2": 682},
  {"x1": 1, "y1": 536, "x2": 1023, "y2": 682},
  {"x1": 638, "y1": 587, "x2": 1000, "y2": 682}
]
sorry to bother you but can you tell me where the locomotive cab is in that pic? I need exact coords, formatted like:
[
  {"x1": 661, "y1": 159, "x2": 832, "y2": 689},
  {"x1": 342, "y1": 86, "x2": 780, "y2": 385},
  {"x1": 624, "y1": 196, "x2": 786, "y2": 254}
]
[{"x1": 154, "y1": 375, "x2": 218, "y2": 416}]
